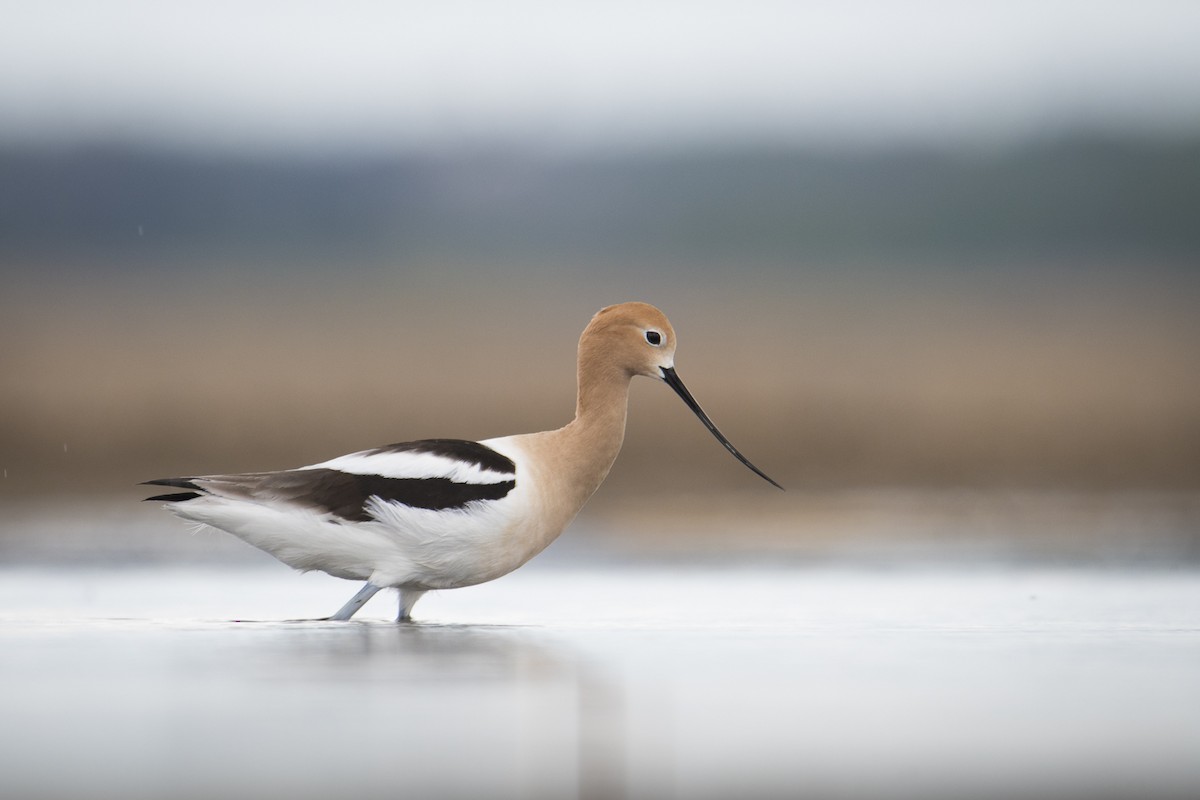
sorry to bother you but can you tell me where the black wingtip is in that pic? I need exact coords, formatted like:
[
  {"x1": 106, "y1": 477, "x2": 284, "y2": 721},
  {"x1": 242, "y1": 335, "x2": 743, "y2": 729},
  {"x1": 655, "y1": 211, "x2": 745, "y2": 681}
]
[
  {"x1": 144, "y1": 491, "x2": 202, "y2": 503},
  {"x1": 141, "y1": 477, "x2": 202, "y2": 491},
  {"x1": 141, "y1": 477, "x2": 204, "y2": 503}
]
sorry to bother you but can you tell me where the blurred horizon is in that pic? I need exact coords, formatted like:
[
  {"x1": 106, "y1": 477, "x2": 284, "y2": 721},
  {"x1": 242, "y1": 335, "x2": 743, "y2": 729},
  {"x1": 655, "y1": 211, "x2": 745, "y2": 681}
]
[{"x1": 3, "y1": 135, "x2": 1200, "y2": 273}]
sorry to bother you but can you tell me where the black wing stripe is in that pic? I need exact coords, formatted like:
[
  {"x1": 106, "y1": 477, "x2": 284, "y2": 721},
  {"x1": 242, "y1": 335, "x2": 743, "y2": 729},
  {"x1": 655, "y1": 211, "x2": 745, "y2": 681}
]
[{"x1": 258, "y1": 469, "x2": 515, "y2": 522}]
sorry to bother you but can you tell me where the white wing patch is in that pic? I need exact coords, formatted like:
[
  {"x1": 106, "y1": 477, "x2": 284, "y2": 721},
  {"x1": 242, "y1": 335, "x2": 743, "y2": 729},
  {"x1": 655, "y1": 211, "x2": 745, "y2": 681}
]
[{"x1": 301, "y1": 449, "x2": 514, "y2": 485}]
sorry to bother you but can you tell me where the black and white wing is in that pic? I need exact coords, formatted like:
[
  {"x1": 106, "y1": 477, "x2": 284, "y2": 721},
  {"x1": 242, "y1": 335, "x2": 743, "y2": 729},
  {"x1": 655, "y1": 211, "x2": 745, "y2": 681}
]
[{"x1": 143, "y1": 438, "x2": 517, "y2": 521}]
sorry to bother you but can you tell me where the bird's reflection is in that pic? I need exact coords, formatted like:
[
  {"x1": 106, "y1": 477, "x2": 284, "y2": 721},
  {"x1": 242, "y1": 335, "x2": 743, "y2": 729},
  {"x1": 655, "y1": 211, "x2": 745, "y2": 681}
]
[{"x1": 234, "y1": 620, "x2": 630, "y2": 800}]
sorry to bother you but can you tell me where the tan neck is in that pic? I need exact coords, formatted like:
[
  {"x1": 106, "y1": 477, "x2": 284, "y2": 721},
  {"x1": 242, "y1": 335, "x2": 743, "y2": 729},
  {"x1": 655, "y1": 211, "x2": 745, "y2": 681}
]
[
  {"x1": 524, "y1": 355, "x2": 632, "y2": 522},
  {"x1": 566, "y1": 356, "x2": 632, "y2": 491}
]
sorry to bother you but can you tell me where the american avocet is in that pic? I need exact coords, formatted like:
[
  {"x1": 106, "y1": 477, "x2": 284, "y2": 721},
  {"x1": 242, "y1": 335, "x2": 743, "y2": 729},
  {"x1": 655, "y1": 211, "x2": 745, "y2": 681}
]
[{"x1": 144, "y1": 302, "x2": 781, "y2": 621}]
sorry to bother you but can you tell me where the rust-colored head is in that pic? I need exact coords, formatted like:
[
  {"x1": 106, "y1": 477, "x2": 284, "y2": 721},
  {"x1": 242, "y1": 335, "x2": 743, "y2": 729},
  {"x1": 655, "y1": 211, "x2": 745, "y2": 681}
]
[
  {"x1": 578, "y1": 301, "x2": 677, "y2": 380},
  {"x1": 579, "y1": 302, "x2": 782, "y2": 490}
]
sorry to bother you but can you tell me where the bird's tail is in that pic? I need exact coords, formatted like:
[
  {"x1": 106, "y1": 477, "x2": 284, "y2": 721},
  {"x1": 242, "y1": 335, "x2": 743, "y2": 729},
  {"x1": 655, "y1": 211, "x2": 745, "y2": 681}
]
[{"x1": 142, "y1": 477, "x2": 204, "y2": 503}]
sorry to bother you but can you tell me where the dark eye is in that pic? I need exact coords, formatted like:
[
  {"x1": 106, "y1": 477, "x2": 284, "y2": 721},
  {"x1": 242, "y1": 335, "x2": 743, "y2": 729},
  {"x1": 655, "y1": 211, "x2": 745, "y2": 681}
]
[{"x1": 645, "y1": 330, "x2": 662, "y2": 346}]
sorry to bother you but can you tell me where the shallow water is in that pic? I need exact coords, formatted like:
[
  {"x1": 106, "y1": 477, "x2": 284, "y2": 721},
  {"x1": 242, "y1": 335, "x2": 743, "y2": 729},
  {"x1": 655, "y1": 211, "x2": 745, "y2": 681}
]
[{"x1": 2, "y1": 561, "x2": 1198, "y2": 800}]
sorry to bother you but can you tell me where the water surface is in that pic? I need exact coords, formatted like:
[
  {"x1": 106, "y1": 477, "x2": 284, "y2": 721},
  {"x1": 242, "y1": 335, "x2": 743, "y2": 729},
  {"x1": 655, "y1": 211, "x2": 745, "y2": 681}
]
[{"x1": 2, "y1": 562, "x2": 1197, "y2": 800}]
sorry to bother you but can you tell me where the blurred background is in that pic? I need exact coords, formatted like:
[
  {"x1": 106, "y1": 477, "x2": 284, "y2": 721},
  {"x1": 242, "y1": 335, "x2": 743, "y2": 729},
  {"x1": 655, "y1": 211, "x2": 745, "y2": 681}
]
[
  {"x1": 3, "y1": 5, "x2": 1200, "y2": 800},
  {"x1": 1, "y1": 0, "x2": 1198, "y2": 560}
]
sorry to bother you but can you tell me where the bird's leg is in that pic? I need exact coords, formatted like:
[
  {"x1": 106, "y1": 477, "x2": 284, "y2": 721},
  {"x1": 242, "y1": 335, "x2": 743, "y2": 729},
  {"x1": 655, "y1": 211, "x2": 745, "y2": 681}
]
[
  {"x1": 397, "y1": 589, "x2": 426, "y2": 623},
  {"x1": 327, "y1": 582, "x2": 381, "y2": 621}
]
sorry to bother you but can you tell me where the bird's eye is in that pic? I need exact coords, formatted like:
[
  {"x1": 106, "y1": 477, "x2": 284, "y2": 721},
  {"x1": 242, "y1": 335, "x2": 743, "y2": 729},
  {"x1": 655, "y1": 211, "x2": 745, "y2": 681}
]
[{"x1": 645, "y1": 330, "x2": 662, "y2": 346}]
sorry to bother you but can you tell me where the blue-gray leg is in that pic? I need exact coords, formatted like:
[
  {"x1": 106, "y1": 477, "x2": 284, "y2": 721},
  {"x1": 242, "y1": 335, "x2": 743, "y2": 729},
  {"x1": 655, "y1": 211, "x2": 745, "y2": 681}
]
[
  {"x1": 398, "y1": 590, "x2": 426, "y2": 623},
  {"x1": 328, "y1": 582, "x2": 381, "y2": 621}
]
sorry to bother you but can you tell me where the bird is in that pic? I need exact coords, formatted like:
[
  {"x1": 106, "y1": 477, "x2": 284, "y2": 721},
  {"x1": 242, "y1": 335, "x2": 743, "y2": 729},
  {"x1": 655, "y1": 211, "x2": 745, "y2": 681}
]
[{"x1": 144, "y1": 302, "x2": 782, "y2": 622}]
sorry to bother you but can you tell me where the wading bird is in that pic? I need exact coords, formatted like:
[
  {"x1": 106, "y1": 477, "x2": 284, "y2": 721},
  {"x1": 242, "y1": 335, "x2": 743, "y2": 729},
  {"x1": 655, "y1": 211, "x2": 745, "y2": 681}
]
[{"x1": 145, "y1": 302, "x2": 781, "y2": 621}]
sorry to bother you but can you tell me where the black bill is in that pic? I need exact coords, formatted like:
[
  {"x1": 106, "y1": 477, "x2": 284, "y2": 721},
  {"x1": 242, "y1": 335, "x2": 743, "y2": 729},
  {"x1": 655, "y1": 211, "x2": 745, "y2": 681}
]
[{"x1": 660, "y1": 366, "x2": 783, "y2": 490}]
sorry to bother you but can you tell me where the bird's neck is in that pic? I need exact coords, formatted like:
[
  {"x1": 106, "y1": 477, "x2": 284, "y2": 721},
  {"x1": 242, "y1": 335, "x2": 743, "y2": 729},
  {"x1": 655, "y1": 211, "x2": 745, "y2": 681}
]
[
  {"x1": 527, "y1": 360, "x2": 631, "y2": 516},
  {"x1": 567, "y1": 360, "x2": 632, "y2": 486}
]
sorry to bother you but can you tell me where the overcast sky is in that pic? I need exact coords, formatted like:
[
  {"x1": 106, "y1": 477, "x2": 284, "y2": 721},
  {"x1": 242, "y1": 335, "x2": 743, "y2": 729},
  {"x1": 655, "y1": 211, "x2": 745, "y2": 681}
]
[{"x1": 3, "y1": 1, "x2": 1199, "y2": 154}]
